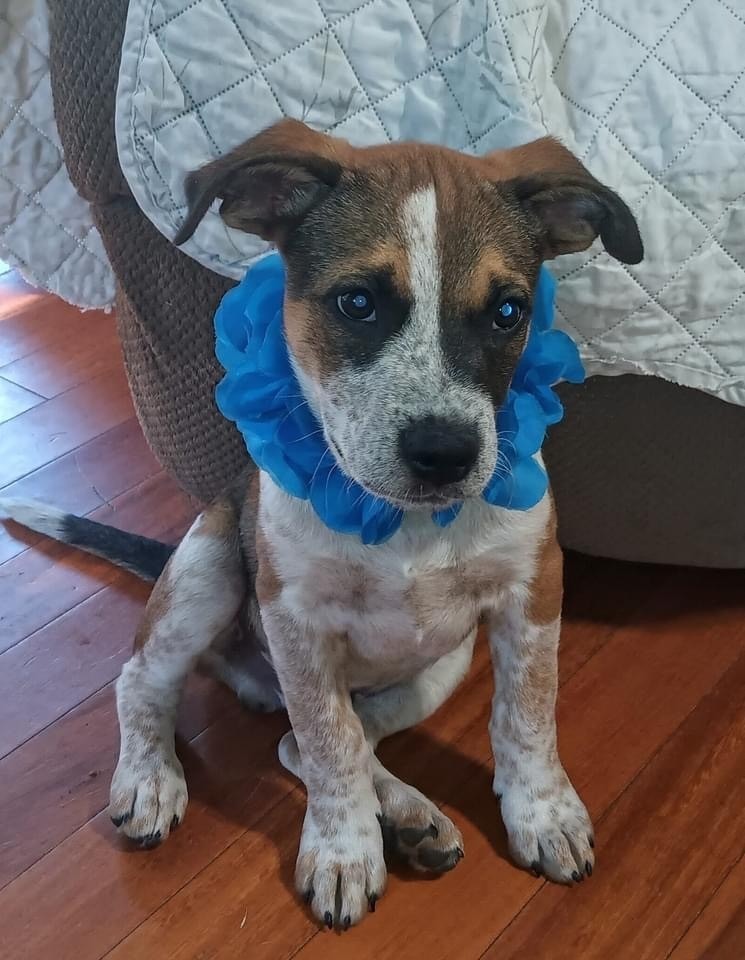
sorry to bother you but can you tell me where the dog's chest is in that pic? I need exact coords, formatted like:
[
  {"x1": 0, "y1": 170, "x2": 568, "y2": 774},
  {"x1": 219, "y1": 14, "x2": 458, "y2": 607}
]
[
  {"x1": 260, "y1": 480, "x2": 546, "y2": 685},
  {"x1": 277, "y1": 531, "x2": 515, "y2": 683}
]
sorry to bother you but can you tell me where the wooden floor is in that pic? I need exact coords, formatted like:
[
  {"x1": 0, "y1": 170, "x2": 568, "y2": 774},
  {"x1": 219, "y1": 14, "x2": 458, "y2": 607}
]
[{"x1": 0, "y1": 270, "x2": 744, "y2": 960}]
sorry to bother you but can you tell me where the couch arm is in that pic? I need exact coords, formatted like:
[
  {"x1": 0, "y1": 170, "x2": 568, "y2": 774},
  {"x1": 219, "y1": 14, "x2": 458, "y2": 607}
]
[{"x1": 47, "y1": 0, "x2": 249, "y2": 502}]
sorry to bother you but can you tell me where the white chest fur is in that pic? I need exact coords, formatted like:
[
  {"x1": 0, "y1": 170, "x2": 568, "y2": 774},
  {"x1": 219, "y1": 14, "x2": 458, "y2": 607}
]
[{"x1": 258, "y1": 474, "x2": 548, "y2": 688}]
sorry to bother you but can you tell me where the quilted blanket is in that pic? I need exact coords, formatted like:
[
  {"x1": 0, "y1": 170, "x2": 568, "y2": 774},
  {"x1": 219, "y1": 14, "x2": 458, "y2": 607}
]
[
  {"x1": 114, "y1": 0, "x2": 743, "y2": 406},
  {"x1": 0, "y1": 0, "x2": 115, "y2": 309}
]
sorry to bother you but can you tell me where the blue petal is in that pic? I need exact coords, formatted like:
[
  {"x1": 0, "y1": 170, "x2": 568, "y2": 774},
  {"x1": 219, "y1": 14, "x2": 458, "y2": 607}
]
[{"x1": 212, "y1": 252, "x2": 582, "y2": 543}]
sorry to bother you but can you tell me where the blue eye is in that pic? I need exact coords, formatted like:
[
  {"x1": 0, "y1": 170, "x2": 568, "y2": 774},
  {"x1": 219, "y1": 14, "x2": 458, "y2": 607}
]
[
  {"x1": 493, "y1": 298, "x2": 524, "y2": 331},
  {"x1": 337, "y1": 289, "x2": 376, "y2": 322}
]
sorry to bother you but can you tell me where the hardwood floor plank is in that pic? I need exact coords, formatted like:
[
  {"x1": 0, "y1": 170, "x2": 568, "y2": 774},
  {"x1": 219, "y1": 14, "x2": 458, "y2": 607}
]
[
  {"x1": 485, "y1": 649, "x2": 745, "y2": 960},
  {"x1": 667, "y1": 854, "x2": 745, "y2": 960},
  {"x1": 559, "y1": 552, "x2": 676, "y2": 683},
  {"x1": 0, "y1": 366, "x2": 134, "y2": 487},
  {"x1": 0, "y1": 418, "x2": 164, "y2": 565},
  {"x1": 0, "y1": 473, "x2": 196, "y2": 754},
  {"x1": 0, "y1": 315, "x2": 122, "y2": 398},
  {"x1": 0, "y1": 542, "x2": 121, "y2": 656},
  {"x1": 0, "y1": 673, "x2": 236, "y2": 891},
  {"x1": 87, "y1": 471, "x2": 196, "y2": 543},
  {"x1": 0, "y1": 285, "x2": 107, "y2": 364},
  {"x1": 0, "y1": 376, "x2": 44, "y2": 422},
  {"x1": 0, "y1": 472, "x2": 195, "y2": 655},
  {"x1": 0, "y1": 582, "x2": 150, "y2": 758},
  {"x1": 0, "y1": 707, "x2": 293, "y2": 960},
  {"x1": 0, "y1": 274, "x2": 51, "y2": 324}
]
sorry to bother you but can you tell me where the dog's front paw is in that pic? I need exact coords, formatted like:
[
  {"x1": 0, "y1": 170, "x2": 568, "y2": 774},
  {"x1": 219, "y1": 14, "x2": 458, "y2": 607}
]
[
  {"x1": 295, "y1": 805, "x2": 387, "y2": 930},
  {"x1": 497, "y1": 767, "x2": 594, "y2": 884},
  {"x1": 376, "y1": 775, "x2": 464, "y2": 874},
  {"x1": 109, "y1": 750, "x2": 188, "y2": 848}
]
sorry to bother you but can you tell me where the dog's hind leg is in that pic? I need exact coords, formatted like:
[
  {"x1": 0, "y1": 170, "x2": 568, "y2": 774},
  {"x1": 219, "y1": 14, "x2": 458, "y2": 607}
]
[
  {"x1": 109, "y1": 496, "x2": 245, "y2": 847},
  {"x1": 279, "y1": 631, "x2": 476, "y2": 874},
  {"x1": 199, "y1": 619, "x2": 284, "y2": 714}
]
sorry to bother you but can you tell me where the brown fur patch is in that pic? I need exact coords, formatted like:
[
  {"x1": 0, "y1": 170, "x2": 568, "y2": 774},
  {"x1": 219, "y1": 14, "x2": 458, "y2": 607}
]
[
  {"x1": 133, "y1": 494, "x2": 242, "y2": 652},
  {"x1": 133, "y1": 575, "x2": 173, "y2": 652},
  {"x1": 282, "y1": 297, "x2": 326, "y2": 381},
  {"x1": 525, "y1": 503, "x2": 563, "y2": 625},
  {"x1": 193, "y1": 498, "x2": 238, "y2": 539},
  {"x1": 460, "y1": 249, "x2": 530, "y2": 311},
  {"x1": 255, "y1": 526, "x2": 282, "y2": 605}
]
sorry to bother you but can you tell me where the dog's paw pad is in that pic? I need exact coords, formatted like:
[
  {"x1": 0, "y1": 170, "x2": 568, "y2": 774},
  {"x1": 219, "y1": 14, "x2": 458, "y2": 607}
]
[{"x1": 376, "y1": 778, "x2": 464, "y2": 875}]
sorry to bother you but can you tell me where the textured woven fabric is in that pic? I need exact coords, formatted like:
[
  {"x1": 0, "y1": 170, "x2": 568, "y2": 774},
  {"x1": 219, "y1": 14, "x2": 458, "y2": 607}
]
[
  {"x1": 99, "y1": 198, "x2": 249, "y2": 502},
  {"x1": 0, "y1": 0, "x2": 114, "y2": 307},
  {"x1": 48, "y1": 0, "x2": 249, "y2": 502},
  {"x1": 47, "y1": 0, "x2": 130, "y2": 202},
  {"x1": 546, "y1": 375, "x2": 745, "y2": 568}
]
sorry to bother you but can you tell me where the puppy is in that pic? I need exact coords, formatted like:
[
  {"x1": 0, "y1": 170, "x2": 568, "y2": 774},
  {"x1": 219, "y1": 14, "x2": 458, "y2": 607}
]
[{"x1": 2, "y1": 120, "x2": 642, "y2": 930}]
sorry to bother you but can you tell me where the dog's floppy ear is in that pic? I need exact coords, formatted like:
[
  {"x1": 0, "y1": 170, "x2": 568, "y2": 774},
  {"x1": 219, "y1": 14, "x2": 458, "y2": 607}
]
[
  {"x1": 173, "y1": 119, "x2": 344, "y2": 245},
  {"x1": 484, "y1": 137, "x2": 643, "y2": 264}
]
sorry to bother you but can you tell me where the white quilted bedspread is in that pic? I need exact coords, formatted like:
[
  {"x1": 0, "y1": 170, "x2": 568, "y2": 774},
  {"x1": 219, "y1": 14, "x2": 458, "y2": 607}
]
[
  {"x1": 0, "y1": 0, "x2": 115, "y2": 309},
  {"x1": 118, "y1": 0, "x2": 745, "y2": 404}
]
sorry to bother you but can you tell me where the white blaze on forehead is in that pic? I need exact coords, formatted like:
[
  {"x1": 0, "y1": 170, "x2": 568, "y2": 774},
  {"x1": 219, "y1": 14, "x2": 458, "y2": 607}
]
[{"x1": 400, "y1": 185, "x2": 441, "y2": 339}]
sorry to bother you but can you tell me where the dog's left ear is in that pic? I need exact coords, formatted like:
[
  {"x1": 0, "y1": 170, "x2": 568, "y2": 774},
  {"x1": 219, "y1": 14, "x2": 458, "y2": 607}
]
[
  {"x1": 483, "y1": 137, "x2": 643, "y2": 264},
  {"x1": 173, "y1": 119, "x2": 344, "y2": 245}
]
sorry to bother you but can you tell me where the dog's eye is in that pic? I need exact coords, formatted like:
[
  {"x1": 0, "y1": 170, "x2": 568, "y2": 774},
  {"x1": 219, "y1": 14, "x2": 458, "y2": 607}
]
[
  {"x1": 336, "y1": 289, "x2": 376, "y2": 323},
  {"x1": 492, "y1": 298, "x2": 524, "y2": 332}
]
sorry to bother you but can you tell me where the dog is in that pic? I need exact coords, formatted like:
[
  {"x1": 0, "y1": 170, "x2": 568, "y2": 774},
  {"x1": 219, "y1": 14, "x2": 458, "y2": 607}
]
[{"x1": 1, "y1": 119, "x2": 642, "y2": 930}]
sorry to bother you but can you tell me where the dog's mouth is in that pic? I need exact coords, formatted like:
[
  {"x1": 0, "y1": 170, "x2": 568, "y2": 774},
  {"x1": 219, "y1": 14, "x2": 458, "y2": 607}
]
[
  {"x1": 328, "y1": 435, "x2": 463, "y2": 509},
  {"x1": 325, "y1": 432, "x2": 467, "y2": 511}
]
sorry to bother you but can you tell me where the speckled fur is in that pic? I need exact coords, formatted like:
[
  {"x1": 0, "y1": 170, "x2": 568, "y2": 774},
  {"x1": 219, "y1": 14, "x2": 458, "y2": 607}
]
[{"x1": 109, "y1": 119, "x2": 644, "y2": 928}]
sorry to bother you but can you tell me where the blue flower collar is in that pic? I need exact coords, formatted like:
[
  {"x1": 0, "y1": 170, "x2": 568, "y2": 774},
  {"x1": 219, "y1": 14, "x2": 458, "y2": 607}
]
[{"x1": 214, "y1": 253, "x2": 584, "y2": 545}]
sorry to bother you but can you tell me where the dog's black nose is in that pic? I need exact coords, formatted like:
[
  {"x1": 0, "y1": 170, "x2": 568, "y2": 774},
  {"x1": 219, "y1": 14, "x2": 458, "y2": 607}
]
[{"x1": 399, "y1": 417, "x2": 480, "y2": 487}]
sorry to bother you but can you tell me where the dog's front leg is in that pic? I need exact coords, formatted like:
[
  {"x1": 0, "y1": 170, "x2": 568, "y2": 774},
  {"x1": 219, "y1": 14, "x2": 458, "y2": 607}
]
[
  {"x1": 487, "y1": 535, "x2": 594, "y2": 884},
  {"x1": 260, "y1": 605, "x2": 385, "y2": 928}
]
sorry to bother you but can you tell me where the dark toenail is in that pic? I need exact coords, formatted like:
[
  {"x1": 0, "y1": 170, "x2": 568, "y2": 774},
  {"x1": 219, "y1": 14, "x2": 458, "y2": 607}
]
[
  {"x1": 585, "y1": 861, "x2": 593, "y2": 877},
  {"x1": 418, "y1": 846, "x2": 456, "y2": 871},
  {"x1": 531, "y1": 860, "x2": 542, "y2": 877},
  {"x1": 456, "y1": 847, "x2": 464, "y2": 860},
  {"x1": 369, "y1": 894, "x2": 378, "y2": 913},
  {"x1": 343, "y1": 915, "x2": 351, "y2": 930},
  {"x1": 588, "y1": 835, "x2": 595, "y2": 848},
  {"x1": 572, "y1": 870, "x2": 582, "y2": 883},
  {"x1": 138, "y1": 831, "x2": 161, "y2": 849},
  {"x1": 324, "y1": 911, "x2": 333, "y2": 929},
  {"x1": 429, "y1": 822, "x2": 439, "y2": 839},
  {"x1": 304, "y1": 887, "x2": 314, "y2": 904},
  {"x1": 110, "y1": 814, "x2": 127, "y2": 827},
  {"x1": 171, "y1": 814, "x2": 180, "y2": 829}
]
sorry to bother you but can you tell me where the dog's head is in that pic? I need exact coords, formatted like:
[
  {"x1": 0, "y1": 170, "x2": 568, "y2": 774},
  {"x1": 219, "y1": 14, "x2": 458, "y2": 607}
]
[{"x1": 177, "y1": 120, "x2": 642, "y2": 509}]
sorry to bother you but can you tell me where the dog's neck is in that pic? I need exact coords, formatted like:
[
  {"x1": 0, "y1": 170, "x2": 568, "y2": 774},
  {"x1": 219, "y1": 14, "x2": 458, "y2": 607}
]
[
  {"x1": 214, "y1": 254, "x2": 583, "y2": 546},
  {"x1": 259, "y1": 467, "x2": 550, "y2": 565}
]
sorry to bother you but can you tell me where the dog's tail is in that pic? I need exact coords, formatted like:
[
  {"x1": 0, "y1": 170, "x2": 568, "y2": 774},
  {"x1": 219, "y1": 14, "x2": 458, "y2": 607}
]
[{"x1": 0, "y1": 497, "x2": 174, "y2": 581}]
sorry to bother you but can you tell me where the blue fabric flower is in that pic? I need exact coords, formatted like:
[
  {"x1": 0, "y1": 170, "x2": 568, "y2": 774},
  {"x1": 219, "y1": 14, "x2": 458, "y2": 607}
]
[{"x1": 214, "y1": 253, "x2": 584, "y2": 545}]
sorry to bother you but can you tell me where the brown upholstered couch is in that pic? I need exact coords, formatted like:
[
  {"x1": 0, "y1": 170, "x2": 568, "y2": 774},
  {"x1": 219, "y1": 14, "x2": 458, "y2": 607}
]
[{"x1": 46, "y1": 0, "x2": 745, "y2": 567}]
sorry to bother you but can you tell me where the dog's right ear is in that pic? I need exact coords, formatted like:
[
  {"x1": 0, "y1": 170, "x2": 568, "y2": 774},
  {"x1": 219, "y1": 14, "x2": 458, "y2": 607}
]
[{"x1": 173, "y1": 119, "x2": 344, "y2": 245}]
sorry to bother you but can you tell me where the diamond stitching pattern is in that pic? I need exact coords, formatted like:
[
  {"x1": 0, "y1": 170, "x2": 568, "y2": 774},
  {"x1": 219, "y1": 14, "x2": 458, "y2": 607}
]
[
  {"x1": 0, "y1": 0, "x2": 114, "y2": 307},
  {"x1": 119, "y1": 0, "x2": 745, "y2": 404}
]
